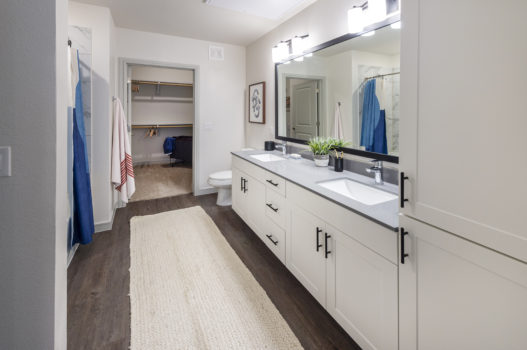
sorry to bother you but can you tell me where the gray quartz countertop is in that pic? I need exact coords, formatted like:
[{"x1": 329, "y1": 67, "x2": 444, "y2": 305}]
[{"x1": 231, "y1": 150, "x2": 399, "y2": 231}]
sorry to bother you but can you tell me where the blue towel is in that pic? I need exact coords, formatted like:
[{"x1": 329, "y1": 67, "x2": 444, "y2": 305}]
[
  {"x1": 373, "y1": 110, "x2": 388, "y2": 154},
  {"x1": 163, "y1": 137, "x2": 176, "y2": 154},
  {"x1": 72, "y1": 50, "x2": 95, "y2": 245},
  {"x1": 360, "y1": 80, "x2": 380, "y2": 152}
]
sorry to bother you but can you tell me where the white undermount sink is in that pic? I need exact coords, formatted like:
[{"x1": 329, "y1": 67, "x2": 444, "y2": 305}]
[
  {"x1": 318, "y1": 178, "x2": 397, "y2": 206},
  {"x1": 250, "y1": 154, "x2": 285, "y2": 162}
]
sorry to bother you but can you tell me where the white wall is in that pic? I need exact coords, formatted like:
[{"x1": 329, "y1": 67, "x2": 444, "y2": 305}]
[
  {"x1": 0, "y1": 0, "x2": 68, "y2": 348},
  {"x1": 116, "y1": 28, "x2": 246, "y2": 193},
  {"x1": 69, "y1": 2, "x2": 116, "y2": 230},
  {"x1": 245, "y1": 0, "x2": 367, "y2": 149}
]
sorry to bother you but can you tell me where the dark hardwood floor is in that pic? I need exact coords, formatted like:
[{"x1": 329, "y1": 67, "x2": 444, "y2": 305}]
[{"x1": 68, "y1": 194, "x2": 360, "y2": 350}]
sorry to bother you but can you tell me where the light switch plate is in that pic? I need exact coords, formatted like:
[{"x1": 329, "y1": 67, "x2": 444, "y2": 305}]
[{"x1": 0, "y1": 146, "x2": 12, "y2": 177}]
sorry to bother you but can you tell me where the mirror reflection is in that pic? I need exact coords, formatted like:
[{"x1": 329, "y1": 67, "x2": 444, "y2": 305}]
[{"x1": 276, "y1": 24, "x2": 400, "y2": 156}]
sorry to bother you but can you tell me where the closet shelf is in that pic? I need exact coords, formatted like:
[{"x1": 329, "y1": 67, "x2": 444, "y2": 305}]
[
  {"x1": 132, "y1": 96, "x2": 193, "y2": 103},
  {"x1": 131, "y1": 79, "x2": 193, "y2": 88},
  {"x1": 132, "y1": 124, "x2": 193, "y2": 129}
]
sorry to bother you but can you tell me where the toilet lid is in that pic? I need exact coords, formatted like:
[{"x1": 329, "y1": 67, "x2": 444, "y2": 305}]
[{"x1": 210, "y1": 170, "x2": 232, "y2": 180}]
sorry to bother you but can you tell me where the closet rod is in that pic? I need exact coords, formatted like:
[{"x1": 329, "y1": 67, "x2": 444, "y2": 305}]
[
  {"x1": 131, "y1": 80, "x2": 193, "y2": 88},
  {"x1": 363, "y1": 71, "x2": 400, "y2": 82},
  {"x1": 132, "y1": 124, "x2": 193, "y2": 129}
]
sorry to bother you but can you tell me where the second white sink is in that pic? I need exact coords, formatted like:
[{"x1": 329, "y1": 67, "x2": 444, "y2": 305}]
[
  {"x1": 250, "y1": 154, "x2": 285, "y2": 162},
  {"x1": 318, "y1": 178, "x2": 397, "y2": 205}
]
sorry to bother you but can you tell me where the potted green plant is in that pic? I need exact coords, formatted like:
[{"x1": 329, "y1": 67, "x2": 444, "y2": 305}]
[{"x1": 307, "y1": 137, "x2": 333, "y2": 167}]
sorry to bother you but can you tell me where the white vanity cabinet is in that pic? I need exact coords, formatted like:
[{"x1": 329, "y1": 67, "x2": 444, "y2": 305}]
[
  {"x1": 399, "y1": 215, "x2": 527, "y2": 350},
  {"x1": 399, "y1": 0, "x2": 527, "y2": 262},
  {"x1": 288, "y1": 205, "x2": 327, "y2": 306}
]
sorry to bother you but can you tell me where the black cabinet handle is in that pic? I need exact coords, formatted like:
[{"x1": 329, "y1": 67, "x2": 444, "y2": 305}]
[
  {"x1": 325, "y1": 233, "x2": 332, "y2": 258},
  {"x1": 316, "y1": 227, "x2": 323, "y2": 252},
  {"x1": 400, "y1": 172, "x2": 409, "y2": 208},
  {"x1": 266, "y1": 179, "x2": 279, "y2": 187},
  {"x1": 400, "y1": 227, "x2": 409, "y2": 264},
  {"x1": 243, "y1": 179, "x2": 248, "y2": 193},
  {"x1": 240, "y1": 177, "x2": 244, "y2": 191},
  {"x1": 266, "y1": 234, "x2": 278, "y2": 245},
  {"x1": 266, "y1": 203, "x2": 278, "y2": 212}
]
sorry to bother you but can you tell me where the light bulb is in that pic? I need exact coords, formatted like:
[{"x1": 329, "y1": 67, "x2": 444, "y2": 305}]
[
  {"x1": 348, "y1": 7, "x2": 364, "y2": 34},
  {"x1": 272, "y1": 46, "x2": 280, "y2": 63},
  {"x1": 367, "y1": 0, "x2": 387, "y2": 23}
]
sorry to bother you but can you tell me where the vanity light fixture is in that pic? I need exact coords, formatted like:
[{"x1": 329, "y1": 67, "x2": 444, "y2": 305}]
[
  {"x1": 390, "y1": 21, "x2": 401, "y2": 29},
  {"x1": 361, "y1": 30, "x2": 376, "y2": 37},
  {"x1": 348, "y1": 6, "x2": 365, "y2": 34},
  {"x1": 272, "y1": 41, "x2": 289, "y2": 63},
  {"x1": 271, "y1": 35, "x2": 309, "y2": 63},
  {"x1": 348, "y1": 0, "x2": 394, "y2": 34},
  {"x1": 368, "y1": 0, "x2": 387, "y2": 23}
]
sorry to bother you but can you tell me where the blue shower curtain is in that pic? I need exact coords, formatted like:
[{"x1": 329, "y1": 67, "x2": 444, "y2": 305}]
[
  {"x1": 360, "y1": 79, "x2": 388, "y2": 154},
  {"x1": 72, "y1": 50, "x2": 95, "y2": 245}
]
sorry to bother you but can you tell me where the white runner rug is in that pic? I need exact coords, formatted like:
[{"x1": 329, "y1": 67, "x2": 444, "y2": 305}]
[{"x1": 130, "y1": 206, "x2": 303, "y2": 349}]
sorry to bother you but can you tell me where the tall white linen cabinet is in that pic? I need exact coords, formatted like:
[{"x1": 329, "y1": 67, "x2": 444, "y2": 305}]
[{"x1": 398, "y1": 1, "x2": 527, "y2": 349}]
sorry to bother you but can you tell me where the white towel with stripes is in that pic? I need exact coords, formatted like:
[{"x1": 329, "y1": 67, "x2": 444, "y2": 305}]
[{"x1": 111, "y1": 98, "x2": 135, "y2": 202}]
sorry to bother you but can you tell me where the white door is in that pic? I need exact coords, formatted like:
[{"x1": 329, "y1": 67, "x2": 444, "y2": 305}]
[
  {"x1": 245, "y1": 174, "x2": 266, "y2": 239},
  {"x1": 326, "y1": 224, "x2": 398, "y2": 350},
  {"x1": 291, "y1": 80, "x2": 319, "y2": 140},
  {"x1": 399, "y1": 215, "x2": 527, "y2": 350},
  {"x1": 231, "y1": 167, "x2": 248, "y2": 220},
  {"x1": 399, "y1": 0, "x2": 527, "y2": 262},
  {"x1": 287, "y1": 205, "x2": 327, "y2": 306}
]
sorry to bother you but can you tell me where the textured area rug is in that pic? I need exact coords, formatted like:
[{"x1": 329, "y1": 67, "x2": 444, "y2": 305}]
[
  {"x1": 130, "y1": 206, "x2": 303, "y2": 350},
  {"x1": 130, "y1": 164, "x2": 192, "y2": 202}
]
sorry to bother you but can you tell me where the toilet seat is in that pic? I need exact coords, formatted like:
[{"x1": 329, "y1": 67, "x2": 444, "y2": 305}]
[{"x1": 208, "y1": 170, "x2": 232, "y2": 187}]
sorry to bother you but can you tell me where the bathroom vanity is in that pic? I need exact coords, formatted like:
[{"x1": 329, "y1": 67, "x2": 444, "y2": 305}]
[{"x1": 232, "y1": 150, "x2": 399, "y2": 350}]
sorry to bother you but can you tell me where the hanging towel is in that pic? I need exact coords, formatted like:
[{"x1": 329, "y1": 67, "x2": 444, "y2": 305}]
[
  {"x1": 333, "y1": 102, "x2": 344, "y2": 139},
  {"x1": 360, "y1": 79, "x2": 380, "y2": 152},
  {"x1": 163, "y1": 137, "x2": 176, "y2": 154},
  {"x1": 372, "y1": 110, "x2": 388, "y2": 154},
  {"x1": 72, "y1": 49, "x2": 95, "y2": 245},
  {"x1": 112, "y1": 98, "x2": 135, "y2": 203}
]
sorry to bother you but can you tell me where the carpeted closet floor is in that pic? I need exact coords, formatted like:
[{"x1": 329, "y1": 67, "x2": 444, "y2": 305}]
[{"x1": 129, "y1": 163, "x2": 192, "y2": 202}]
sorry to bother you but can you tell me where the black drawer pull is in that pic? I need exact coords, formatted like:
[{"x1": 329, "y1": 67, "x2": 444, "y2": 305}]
[
  {"x1": 266, "y1": 203, "x2": 278, "y2": 212},
  {"x1": 325, "y1": 233, "x2": 332, "y2": 258},
  {"x1": 400, "y1": 172, "x2": 409, "y2": 208},
  {"x1": 316, "y1": 227, "x2": 323, "y2": 252},
  {"x1": 400, "y1": 228, "x2": 409, "y2": 264},
  {"x1": 266, "y1": 234, "x2": 278, "y2": 245},
  {"x1": 243, "y1": 179, "x2": 248, "y2": 193},
  {"x1": 266, "y1": 179, "x2": 279, "y2": 187}
]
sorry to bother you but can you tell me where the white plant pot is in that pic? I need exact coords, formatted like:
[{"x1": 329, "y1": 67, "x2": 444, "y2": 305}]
[{"x1": 313, "y1": 154, "x2": 329, "y2": 167}]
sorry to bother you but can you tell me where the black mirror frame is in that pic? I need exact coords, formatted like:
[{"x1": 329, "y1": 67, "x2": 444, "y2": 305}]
[{"x1": 274, "y1": 14, "x2": 401, "y2": 164}]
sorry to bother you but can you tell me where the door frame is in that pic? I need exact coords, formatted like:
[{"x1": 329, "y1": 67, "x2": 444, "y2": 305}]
[
  {"x1": 118, "y1": 57, "x2": 201, "y2": 197},
  {"x1": 279, "y1": 72, "x2": 327, "y2": 138}
]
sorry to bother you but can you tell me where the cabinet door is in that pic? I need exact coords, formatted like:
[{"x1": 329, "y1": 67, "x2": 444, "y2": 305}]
[
  {"x1": 399, "y1": 216, "x2": 527, "y2": 350},
  {"x1": 245, "y1": 174, "x2": 266, "y2": 238},
  {"x1": 287, "y1": 205, "x2": 327, "y2": 306},
  {"x1": 231, "y1": 167, "x2": 247, "y2": 219},
  {"x1": 400, "y1": 0, "x2": 527, "y2": 262},
  {"x1": 326, "y1": 225, "x2": 398, "y2": 350}
]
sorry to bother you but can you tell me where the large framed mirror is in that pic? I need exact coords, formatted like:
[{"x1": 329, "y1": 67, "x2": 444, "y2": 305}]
[{"x1": 275, "y1": 16, "x2": 400, "y2": 163}]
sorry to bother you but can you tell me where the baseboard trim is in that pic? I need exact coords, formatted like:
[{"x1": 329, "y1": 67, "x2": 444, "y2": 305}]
[
  {"x1": 94, "y1": 205, "x2": 117, "y2": 233},
  {"x1": 67, "y1": 243, "x2": 79, "y2": 267},
  {"x1": 194, "y1": 187, "x2": 217, "y2": 196}
]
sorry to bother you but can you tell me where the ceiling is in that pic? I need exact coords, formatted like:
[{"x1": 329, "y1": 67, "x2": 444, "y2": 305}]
[{"x1": 73, "y1": 0, "x2": 318, "y2": 46}]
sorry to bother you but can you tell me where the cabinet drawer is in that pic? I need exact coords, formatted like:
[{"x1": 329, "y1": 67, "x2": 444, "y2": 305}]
[
  {"x1": 262, "y1": 220, "x2": 286, "y2": 263},
  {"x1": 263, "y1": 171, "x2": 286, "y2": 196},
  {"x1": 265, "y1": 189, "x2": 287, "y2": 229},
  {"x1": 232, "y1": 155, "x2": 266, "y2": 181}
]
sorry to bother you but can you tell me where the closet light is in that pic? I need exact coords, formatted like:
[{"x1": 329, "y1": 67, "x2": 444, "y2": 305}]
[
  {"x1": 348, "y1": 7, "x2": 365, "y2": 34},
  {"x1": 391, "y1": 21, "x2": 401, "y2": 29},
  {"x1": 367, "y1": 0, "x2": 387, "y2": 23}
]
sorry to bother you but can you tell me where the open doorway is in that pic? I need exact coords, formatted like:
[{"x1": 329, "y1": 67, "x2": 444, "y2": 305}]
[{"x1": 119, "y1": 61, "x2": 199, "y2": 202}]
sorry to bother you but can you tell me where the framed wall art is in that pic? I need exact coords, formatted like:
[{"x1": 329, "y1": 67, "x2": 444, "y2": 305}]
[{"x1": 248, "y1": 81, "x2": 265, "y2": 124}]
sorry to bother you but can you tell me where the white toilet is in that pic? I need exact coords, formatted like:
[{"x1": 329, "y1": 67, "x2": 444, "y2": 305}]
[{"x1": 208, "y1": 170, "x2": 232, "y2": 206}]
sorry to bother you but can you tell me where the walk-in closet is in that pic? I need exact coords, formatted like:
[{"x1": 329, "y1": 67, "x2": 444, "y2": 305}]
[{"x1": 128, "y1": 65, "x2": 194, "y2": 201}]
